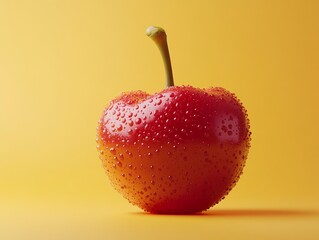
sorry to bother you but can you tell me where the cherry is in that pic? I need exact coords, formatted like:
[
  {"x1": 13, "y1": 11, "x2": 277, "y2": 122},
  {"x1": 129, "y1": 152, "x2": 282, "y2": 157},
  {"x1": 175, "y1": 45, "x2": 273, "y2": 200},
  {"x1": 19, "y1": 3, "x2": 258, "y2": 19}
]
[{"x1": 97, "y1": 26, "x2": 251, "y2": 214}]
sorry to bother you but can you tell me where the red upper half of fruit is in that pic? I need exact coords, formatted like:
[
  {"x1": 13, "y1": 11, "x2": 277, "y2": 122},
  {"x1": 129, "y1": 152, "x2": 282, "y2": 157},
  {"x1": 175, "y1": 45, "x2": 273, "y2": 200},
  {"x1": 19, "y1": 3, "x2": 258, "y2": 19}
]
[{"x1": 98, "y1": 86, "x2": 250, "y2": 147}]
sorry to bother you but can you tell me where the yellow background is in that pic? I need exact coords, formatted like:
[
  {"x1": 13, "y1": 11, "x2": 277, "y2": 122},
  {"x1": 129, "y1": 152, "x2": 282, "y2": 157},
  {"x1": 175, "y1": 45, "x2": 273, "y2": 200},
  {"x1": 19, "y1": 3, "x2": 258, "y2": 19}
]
[{"x1": 1, "y1": 0, "x2": 319, "y2": 239}]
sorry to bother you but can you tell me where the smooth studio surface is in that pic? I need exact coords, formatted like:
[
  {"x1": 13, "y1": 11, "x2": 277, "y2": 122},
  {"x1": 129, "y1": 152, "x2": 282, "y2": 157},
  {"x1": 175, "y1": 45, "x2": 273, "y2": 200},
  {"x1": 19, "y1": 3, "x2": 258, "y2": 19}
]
[{"x1": 1, "y1": 0, "x2": 319, "y2": 239}]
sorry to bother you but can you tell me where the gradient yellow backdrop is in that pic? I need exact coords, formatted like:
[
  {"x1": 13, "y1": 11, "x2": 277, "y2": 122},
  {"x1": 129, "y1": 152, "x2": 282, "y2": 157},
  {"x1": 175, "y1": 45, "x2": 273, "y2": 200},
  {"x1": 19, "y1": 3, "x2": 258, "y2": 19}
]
[{"x1": 1, "y1": 0, "x2": 318, "y2": 239}]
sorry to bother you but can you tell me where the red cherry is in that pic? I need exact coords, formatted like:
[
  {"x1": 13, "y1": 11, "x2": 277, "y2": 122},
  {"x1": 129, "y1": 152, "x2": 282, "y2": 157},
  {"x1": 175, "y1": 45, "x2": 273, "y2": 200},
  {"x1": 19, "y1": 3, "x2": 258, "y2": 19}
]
[{"x1": 96, "y1": 27, "x2": 251, "y2": 214}]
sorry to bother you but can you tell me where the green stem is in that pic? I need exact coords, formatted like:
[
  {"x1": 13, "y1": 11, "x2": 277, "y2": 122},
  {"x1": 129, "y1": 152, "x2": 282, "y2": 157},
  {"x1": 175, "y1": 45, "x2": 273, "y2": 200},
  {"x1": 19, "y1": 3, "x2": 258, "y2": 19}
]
[{"x1": 146, "y1": 26, "x2": 174, "y2": 87}]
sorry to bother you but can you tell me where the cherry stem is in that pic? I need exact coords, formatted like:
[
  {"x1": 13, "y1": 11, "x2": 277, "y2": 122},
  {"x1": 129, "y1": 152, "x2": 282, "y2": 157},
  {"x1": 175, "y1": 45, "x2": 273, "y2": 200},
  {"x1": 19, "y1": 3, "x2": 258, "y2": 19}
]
[{"x1": 146, "y1": 26, "x2": 174, "y2": 87}]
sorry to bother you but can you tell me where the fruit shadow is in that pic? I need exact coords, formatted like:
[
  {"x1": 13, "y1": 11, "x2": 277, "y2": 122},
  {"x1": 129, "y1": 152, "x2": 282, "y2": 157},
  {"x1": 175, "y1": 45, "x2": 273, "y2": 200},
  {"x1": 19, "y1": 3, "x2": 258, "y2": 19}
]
[{"x1": 130, "y1": 208, "x2": 318, "y2": 217}]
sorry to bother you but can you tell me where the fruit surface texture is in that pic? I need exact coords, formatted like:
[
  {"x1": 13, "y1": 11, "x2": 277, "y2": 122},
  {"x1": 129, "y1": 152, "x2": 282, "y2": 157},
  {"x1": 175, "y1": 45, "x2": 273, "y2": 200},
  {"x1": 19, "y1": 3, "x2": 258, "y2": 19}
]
[{"x1": 97, "y1": 86, "x2": 250, "y2": 213}]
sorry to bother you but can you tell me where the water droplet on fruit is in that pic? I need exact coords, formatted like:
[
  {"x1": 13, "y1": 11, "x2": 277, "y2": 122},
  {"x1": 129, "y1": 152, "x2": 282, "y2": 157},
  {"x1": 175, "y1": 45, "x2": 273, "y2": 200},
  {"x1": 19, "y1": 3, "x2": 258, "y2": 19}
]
[
  {"x1": 222, "y1": 125, "x2": 227, "y2": 132},
  {"x1": 117, "y1": 125, "x2": 123, "y2": 131},
  {"x1": 110, "y1": 148, "x2": 116, "y2": 155},
  {"x1": 135, "y1": 118, "x2": 142, "y2": 124}
]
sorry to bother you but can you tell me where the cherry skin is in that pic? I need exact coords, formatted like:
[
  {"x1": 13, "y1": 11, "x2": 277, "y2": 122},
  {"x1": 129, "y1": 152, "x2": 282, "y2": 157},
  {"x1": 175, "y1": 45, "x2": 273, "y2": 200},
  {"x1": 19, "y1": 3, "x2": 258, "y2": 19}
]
[{"x1": 96, "y1": 27, "x2": 251, "y2": 214}]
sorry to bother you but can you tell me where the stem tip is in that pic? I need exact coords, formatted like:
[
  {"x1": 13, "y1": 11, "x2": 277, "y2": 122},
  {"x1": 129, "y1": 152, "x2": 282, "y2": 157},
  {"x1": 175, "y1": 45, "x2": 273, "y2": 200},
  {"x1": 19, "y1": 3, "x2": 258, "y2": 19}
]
[{"x1": 146, "y1": 26, "x2": 174, "y2": 88}]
